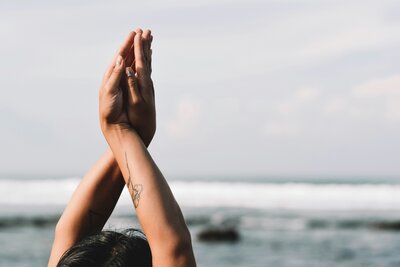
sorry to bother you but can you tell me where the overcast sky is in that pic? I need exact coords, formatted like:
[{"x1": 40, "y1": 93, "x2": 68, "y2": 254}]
[{"x1": 1, "y1": 0, "x2": 400, "y2": 178}]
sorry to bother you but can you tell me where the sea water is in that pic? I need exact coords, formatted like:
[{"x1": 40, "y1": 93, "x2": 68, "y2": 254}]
[{"x1": 0, "y1": 176, "x2": 400, "y2": 267}]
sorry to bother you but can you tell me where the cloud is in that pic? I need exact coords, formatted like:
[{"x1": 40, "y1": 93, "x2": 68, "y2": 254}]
[
  {"x1": 2, "y1": 0, "x2": 400, "y2": 175},
  {"x1": 166, "y1": 97, "x2": 200, "y2": 138},
  {"x1": 259, "y1": 87, "x2": 319, "y2": 138},
  {"x1": 353, "y1": 74, "x2": 400, "y2": 97},
  {"x1": 322, "y1": 74, "x2": 400, "y2": 122},
  {"x1": 323, "y1": 97, "x2": 363, "y2": 119},
  {"x1": 385, "y1": 99, "x2": 400, "y2": 122},
  {"x1": 353, "y1": 74, "x2": 400, "y2": 122},
  {"x1": 276, "y1": 87, "x2": 320, "y2": 114}
]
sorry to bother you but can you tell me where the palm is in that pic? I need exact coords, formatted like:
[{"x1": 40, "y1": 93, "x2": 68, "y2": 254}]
[
  {"x1": 99, "y1": 76, "x2": 128, "y2": 126},
  {"x1": 123, "y1": 30, "x2": 156, "y2": 146},
  {"x1": 108, "y1": 88, "x2": 128, "y2": 124}
]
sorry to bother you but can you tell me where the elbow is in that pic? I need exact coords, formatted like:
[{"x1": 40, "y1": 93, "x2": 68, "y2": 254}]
[
  {"x1": 171, "y1": 233, "x2": 196, "y2": 267},
  {"x1": 178, "y1": 228, "x2": 192, "y2": 248},
  {"x1": 153, "y1": 231, "x2": 196, "y2": 267},
  {"x1": 153, "y1": 228, "x2": 195, "y2": 265},
  {"x1": 170, "y1": 227, "x2": 194, "y2": 258}
]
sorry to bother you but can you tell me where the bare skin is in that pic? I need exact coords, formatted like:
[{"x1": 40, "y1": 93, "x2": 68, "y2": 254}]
[
  {"x1": 48, "y1": 29, "x2": 196, "y2": 267},
  {"x1": 48, "y1": 31, "x2": 155, "y2": 267},
  {"x1": 99, "y1": 28, "x2": 196, "y2": 267},
  {"x1": 47, "y1": 150, "x2": 124, "y2": 267}
]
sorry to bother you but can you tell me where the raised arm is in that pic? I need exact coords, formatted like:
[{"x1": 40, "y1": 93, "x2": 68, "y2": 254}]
[
  {"x1": 47, "y1": 150, "x2": 124, "y2": 267},
  {"x1": 48, "y1": 31, "x2": 157, "y2": 267},
  {"x1": 99, "y1": 29, "x2": 196, "y2": 267}
]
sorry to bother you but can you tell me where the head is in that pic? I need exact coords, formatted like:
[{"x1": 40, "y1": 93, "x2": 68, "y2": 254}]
[{"x1": 57, "y1": 229, "x2": 152, "y2": 267}]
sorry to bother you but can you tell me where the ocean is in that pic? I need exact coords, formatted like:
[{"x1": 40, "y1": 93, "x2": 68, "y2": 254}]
[{"x1": 1, "y1": 176, "x2": 400, "y2": 267}]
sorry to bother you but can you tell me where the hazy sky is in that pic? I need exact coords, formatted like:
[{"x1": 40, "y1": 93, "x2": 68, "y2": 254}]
[{"x1": 1, "y1": 0, "x2": 400, "y2": 177}]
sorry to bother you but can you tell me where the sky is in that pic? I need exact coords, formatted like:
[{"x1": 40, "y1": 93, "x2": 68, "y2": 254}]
[{"x1": 0, "y1": 0, "x2": 400, "y2": 178}]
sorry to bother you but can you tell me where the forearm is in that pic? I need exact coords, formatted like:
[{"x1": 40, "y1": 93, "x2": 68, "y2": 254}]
[
  {"x1": 104, "y1": 125, "x2": 196, "y2": 267},
  {"x1": 56, "y1": 149, "x2": 124, "y2": 233},
  {"x1": 48, "y1": 150, "x2": 125, "y2": 267}
]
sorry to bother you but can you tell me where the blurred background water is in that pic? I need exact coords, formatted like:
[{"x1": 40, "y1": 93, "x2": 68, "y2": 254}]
[{"x1": 1, "y1": 175, "x2": 400, "y2": 267}]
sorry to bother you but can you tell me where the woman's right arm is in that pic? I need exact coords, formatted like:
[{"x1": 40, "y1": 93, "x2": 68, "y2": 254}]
[
  {"x1": 99, "y1": 29, "x2": 196, "y2": 267},
  {"x1": 103, "y1": 125, "x2": 196, "y2": 267}
]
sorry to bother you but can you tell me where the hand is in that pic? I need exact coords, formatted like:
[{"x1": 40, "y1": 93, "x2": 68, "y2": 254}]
[
  {"x1": 99, "y1": 29, "x2": 156, "y2": 148},
  {"x1": 124, "y1": 29, "x2": 156, "y2": 147},
  {"x1": 99, "y1": 32, "x2": 136, "y2": 131}
]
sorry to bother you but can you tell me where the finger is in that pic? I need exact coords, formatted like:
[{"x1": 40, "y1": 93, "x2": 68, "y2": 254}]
[
  {"x1": 105, "y1": 55, "x2": 125, "y2": 94},
  {"x1": 125, "y1": 34, "x2": 137, "y2": 67},
  {"x1": 145, "y1": 32, "x2": 153, "y2": 74},
  {"x1": 103, "y1": 32, "x2": 135, "y2": 83},
  {"x1": 149, "y1": 49, "x2": 152, "y2": 74},
  {"x1": 142, "y1": 29, "x2": 151, "y2": 64},
  {"x1": 125, "y1": 67, "x2": 141, "y2": 104},
  {"x1": 118, "y1": 31, "x2": 136, "y2": 58},
  {"x1": 134, "y1": 28, "x2": 147, "y2": 77},
  {"x1": 149, "y1": 34, "x2": 153, "y2": 51},
  {"x1": 134, "y1": 29, "x2": 154, "y2": 100},
  {"x1": 149, "y1": 35, "x2": 153, "y2": 74}
]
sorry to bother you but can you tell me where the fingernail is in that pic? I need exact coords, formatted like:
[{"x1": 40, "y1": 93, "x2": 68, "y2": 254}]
[
  {"x1": 126, "y1": 67, "x2": 134, "y2": 78},
  {"x1": 116, "y1": 55, "x2": 123, "y2": 67}
]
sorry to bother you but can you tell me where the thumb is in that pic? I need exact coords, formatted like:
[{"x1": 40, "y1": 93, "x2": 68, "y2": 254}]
[{"x1": 105, "y1": 55, "x2": 125, "y2": 93}]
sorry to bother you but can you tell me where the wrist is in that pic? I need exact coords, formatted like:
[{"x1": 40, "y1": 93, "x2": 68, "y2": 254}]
[
  {"x1": 102, "y1": 124, "x2": 147, "y2": 160},
  {"x1": 101, "y1": 120, "x2": 131, "y2": 135},
  {"x1": 101, "y1": 122, "x2": 134, "y2": 144}
]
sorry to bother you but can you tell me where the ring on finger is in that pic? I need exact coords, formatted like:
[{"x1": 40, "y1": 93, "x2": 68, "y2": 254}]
[{"x1": 126, "y1": 67, "x2": 134, "y2": 78}]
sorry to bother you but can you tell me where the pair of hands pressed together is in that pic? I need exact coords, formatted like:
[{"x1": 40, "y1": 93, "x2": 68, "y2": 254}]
[
  {"x1": 99, "y1": 28, "x2": 155, "y2": 146},
  {"x1": 49, "y1": 28, "x2": 196, "y2": 267}
]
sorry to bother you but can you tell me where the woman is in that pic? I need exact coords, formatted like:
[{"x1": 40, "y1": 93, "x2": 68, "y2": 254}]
[{"x1": 47, "y1": 28, "x2": 197, "y2": 267}]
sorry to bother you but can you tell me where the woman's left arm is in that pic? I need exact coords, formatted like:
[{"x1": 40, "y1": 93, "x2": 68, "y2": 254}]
[
  {"x1": 47, "y1": 149, "x2": 125, "y2": 267},
  {"x1": 48, "y1": 30, "x2": 154, "y2": 267}
]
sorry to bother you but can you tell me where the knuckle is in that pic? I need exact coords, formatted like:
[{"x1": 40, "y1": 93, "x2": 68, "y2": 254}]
[
  {"x1": 102, "y1": 84, "x2": 111, "y2": 93},
  {"x1": 129, "y1": 80, "x2": 139, "y2": 91},
  {"x1": 127, "y1": 78, "x2": 135, "y2": 87},
  {"x1": 113, "y1": 67, "x2": 123, "y2": 74},
  {"x1": 103, "y1": 85, "x2": 118, "y2": 97}
]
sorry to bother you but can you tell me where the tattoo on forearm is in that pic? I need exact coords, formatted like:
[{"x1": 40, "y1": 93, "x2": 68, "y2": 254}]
[
  {"x1": 125, "y1": 152, "x2": 143, "y2": 208},
  {"x1": 131, "y1": 184, "x2": 143, "y2": 208}
]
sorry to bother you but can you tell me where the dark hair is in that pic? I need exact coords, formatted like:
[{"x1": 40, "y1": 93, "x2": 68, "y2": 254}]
[{"x1": 57, "y1": 229, "x2": 152, "y2": 267}]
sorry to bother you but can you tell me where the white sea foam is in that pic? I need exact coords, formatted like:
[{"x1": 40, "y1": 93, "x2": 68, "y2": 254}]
[{"x1": 1, "y1": 178, "x2": 399, "y2": 211}]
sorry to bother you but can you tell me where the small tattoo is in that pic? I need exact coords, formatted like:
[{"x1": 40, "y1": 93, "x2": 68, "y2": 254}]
[
  {"x1": 125, "y1": 152, "x2": 143, "y2": 208},
  {"x1": 132, "y1": 184, "x2": 143, "y2": 208}
]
